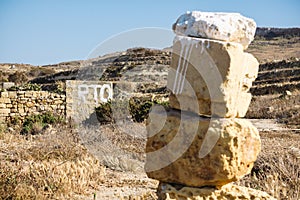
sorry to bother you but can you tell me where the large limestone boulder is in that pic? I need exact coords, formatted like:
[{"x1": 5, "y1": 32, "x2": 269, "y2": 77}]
[
  {"x1": 157, "y1": 182, "x2": 276, "y2": 200},
  {"x1": 172, "y1": 11, "x2": 256, "y2": 50},
  {"x1": 167, "y1": 35, "x2": 259, "y2": 117},
  {"x1": 145, "y1": 109, "x2": 261, "y2": 187}
]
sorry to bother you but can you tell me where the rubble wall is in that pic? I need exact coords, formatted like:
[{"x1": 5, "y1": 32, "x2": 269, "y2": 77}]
[{"x1": 0, "y1": 91, "x2": 66, "y2": 124}]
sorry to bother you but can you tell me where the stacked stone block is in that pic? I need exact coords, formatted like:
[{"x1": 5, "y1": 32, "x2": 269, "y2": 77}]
[
  {"x1": 0, "y1": 91, "x2": 66, "y2": 124},
  {"x1": 145, "y1": 11, "x2": 275, "y2": 199}
]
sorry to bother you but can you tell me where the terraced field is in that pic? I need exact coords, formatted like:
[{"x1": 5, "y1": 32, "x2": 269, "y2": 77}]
[{"x1": 251, "y1": 60, "x2": 300, "y2": 96}]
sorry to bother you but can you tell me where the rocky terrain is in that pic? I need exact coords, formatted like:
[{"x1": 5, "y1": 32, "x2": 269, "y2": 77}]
[
  {"x1": 0, "y1": 28, "x2": 299, "y2": 199},
  {"x1": 14, "y1": 30, "x2": 299, "y2": 131}
]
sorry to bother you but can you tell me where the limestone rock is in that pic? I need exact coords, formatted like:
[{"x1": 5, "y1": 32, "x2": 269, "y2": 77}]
[
  {"x1": 172, "y1": 11, "x2": 256, "y2": 49},
  {"x1": 157, "y1": 182, "x2": 276, "y2": 200},
  {"x1": 167, "y1": 35, "x2": 259, "y2": 117},
  {"x1": 145, "y1": 109, "x2": 261, "y2": 187}
]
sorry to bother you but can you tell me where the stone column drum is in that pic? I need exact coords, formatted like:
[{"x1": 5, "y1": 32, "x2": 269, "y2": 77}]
[{"x1": 145, "y1": 11, "x2": 276, "y2": 200}]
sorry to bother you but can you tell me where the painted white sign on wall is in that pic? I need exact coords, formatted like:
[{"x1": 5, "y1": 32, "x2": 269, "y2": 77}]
[{"x1": 78, "y1": 83, "x2": 113, "y2": 105}]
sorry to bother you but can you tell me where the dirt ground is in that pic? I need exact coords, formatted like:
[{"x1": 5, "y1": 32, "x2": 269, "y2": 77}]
[{"x1": 75, "y1": 122, "x2": 300, "y2": 200}]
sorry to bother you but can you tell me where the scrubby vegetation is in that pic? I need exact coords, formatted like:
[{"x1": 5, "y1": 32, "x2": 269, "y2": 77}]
[
  {"x1": 95, "y1": 97, "x2": 169, "y2": 124},
  {"x1": 27, "y1": 67, "x2": 56, "y2": 78},
  {"x1": 8, "y1": 83, "x2": 42, "y2": 91},
  {"x1": 237, "y1": 131, "x2": 300, "y2": 200},
  {"x1": 0, "y1": 33, "x2": 299, "y2": 199},
  {"x1": 1, "y1": 117, "x2": 299, "y2": 199},
  {"x1": 21, "y1": 112, "x2": 64, "y2": 135},
  {"x1": 0, "y1": 125, "x2": 106, "y2": 199},
  {"x1": 247, "y1": 91, "x2": 300, "y2": 129}
]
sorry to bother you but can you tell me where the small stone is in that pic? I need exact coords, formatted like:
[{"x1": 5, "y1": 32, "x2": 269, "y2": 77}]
[
  {"x1": 0, "y1": 108, "x2": 10, "y2": 114},
  {"x1": 25, "y1": 92, "x2": 33, "y2": 98},
  {"x1": 8, "y1": 91, "x2": 17, "y2": 99},
  {"x1": 2, "y1": 98, "x2": 10, "y2": 104},
  {"x1": 0, "y1": 92, "x2": 8, "y2": 98},
  {"x1": 1, "y1": 82, "x2": 15, "y2": 90},
  {"x1": 55, "y1": 100, "x2": 64, "y2": 104},
  {"x1": 26, "y1": 102, "x2": 35, "y2": 108},
  {"x1": 285, "y1": 90, "x2": 292, "y2": 96},
  {"x1": 17, "y1": 91, "x2": 25, "y2": 95},
  {"x1": 50, "y1": 105, "x2": 57, "y2": 109},
  {"x1": 18, "y1": 108, "x2": 25, "y2": 114},
  {"x1": 173, "y1": 11, "x2": 256, "y2": 49}
]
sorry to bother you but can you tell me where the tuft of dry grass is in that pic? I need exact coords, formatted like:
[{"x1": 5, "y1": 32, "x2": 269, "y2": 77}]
[
  {"x1": 78, "y1": 124, "x2": 146, "y2": 172},
  {"x1": 1, "y1": 121, "x2": 299, "y2": 199},
  {"x1": 247, "y1": 91, "x2": 300, "y2": 129},
  {"x1": 0, "y1": 125, "x2": 106, "y2": 199},
  {"x1": 236, "y1": 131, "x2": 300, "y2": 200}
]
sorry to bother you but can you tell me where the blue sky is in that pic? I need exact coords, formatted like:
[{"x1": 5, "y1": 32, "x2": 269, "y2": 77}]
[{"x1": 0, "y1": 0, "x2": 299, "y2": 65}]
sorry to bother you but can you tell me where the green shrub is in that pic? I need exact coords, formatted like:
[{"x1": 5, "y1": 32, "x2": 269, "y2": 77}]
[
  {"x1": 129, "y1": 98, "x2": 155, "y2": 123},
  {"x1": 21, "y1": 112, "x2": 64, "y2": 135},
  {"x1": 130, "y1": 98, "x2": 169, "y2": 122},
  {"x1": 54, "y1": 81, "x2": 66, "y2": 93},
  {"x1": 8, "y1": 116, "x2": 22, "y2": 126},
  {"x1": 95, "y1": 98, "x2": 169, "y2": 124},
  {"x1": 95, "y1": 101, "x2": 113, "y2": 124},
  {"x1": 8, "y1": 83, "x2": 41, "y2": 91}
]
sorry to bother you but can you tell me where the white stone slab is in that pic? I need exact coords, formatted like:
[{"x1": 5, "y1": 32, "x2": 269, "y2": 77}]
[{"x1": 173, "y1": 11, "x2": 257, "y2": 49}]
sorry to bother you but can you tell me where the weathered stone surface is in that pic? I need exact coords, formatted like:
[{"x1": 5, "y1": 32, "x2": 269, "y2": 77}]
[
  {"x1": 173, "y1": 11, "x2": 256, "y2": 49},
  {"x1": 0, "y1": 108, "x2": 10, "y2": 114},
  {"x1": 0, "y1": 97, "x2": 11, "y2": 104},
  {"x1": 0, "y1": 82, "x2": 15, "y2": 90},
  {"x1": 167, "y1": 35, "x2": 259, "y2": 117},
  {"x1": 0, "y1": 92, "x2": 8, "y2": 98},
  {"x1": 145, "y1": 109, "x2": 261, "y2": 187},
  {"x1": 0, "y1": 91, "x2": 66, "y2": 125},
  {"x1": 157, "y1": 182, "x2": 276, "y2": 200},
  {"x1": 65, "y1": 80, "x2": 114, "y2": 123},
  {"x1": 8, "y1": 91, "x2": 17, "y2": 99}
]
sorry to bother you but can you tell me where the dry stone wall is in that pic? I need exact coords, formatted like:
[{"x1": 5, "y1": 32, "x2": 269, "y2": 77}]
[
  {"x1": 0, "y1": 91, "x2": 65, "y2": 124},
  {"x1": 0, "y1": 81, "x2": 115, "y2": 125},
  {"x1": 0, "y1": 80, "x2": 164, "y2": 126}
]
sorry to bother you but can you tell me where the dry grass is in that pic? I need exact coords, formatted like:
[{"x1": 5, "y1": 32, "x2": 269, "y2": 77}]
[
  {"x1": 0, "y1": 91, "x2": 299, "y2": 199},
  {"x1": 77, "y1": 124, "x2": 146, "y2": 172},
  {"x1": 247, "y1": 90, "x2": 300, "y2": 129},
  {"x1": 236, "y1": 131, "x2": 300, "y2": 200},
  {"x1": 247, "y1": 36, "x2": 300, "y2": 63},
  {"x1": 78, "y1": 124, "x2": 300, "y2": 200},
  {"x1": 1, "y1": 122, "x2": 300, "y2": 199},
  {"x1": 0, "y1": 125, "x2": 106, "y2": 199}
]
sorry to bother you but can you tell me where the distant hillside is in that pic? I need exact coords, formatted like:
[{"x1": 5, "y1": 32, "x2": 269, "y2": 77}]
[
  {"x1": 255, "y1": 27, "x2": 300, "y2": 39},
  {"x1": 1, "y1": 27, "x2": 300, "y2": 91}
]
